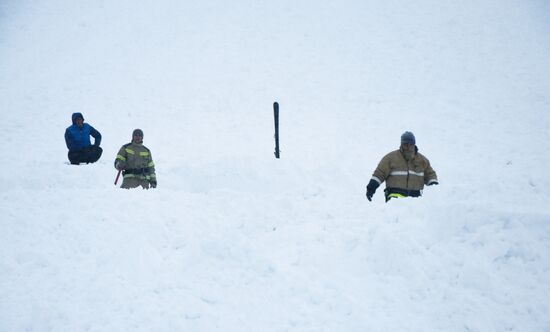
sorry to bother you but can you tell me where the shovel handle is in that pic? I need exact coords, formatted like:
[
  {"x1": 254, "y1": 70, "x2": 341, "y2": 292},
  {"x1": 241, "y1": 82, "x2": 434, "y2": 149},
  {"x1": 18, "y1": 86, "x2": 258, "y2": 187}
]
[{"x1": 114, "y1": 169, "x2": 122, "y2": 185}]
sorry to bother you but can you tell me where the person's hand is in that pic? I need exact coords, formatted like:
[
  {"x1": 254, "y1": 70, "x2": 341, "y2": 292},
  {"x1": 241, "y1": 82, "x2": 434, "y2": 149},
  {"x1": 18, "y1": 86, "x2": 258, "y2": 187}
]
[
  {"x1": 115, "y1": 162, "x2": 124, "y2": 171},
  {"x1": 150, "y1": 180, "x2": 157, "y2": 188},
  {"x1": 366, "y1": 179, "x2": 379, "y2": 201},
  {"x1": 366, "y1": 188, "x2": 375, "y2": 201}
]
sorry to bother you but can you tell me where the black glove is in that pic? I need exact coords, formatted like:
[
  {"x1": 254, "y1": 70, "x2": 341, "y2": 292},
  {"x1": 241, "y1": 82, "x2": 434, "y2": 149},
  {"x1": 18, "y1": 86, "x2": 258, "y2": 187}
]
[
  {"x1": 366, "y1": 190, "x2": 374, "y2": 201},
  {"x1": 427, "y1": 181, "x2": 439, "y2": 186},
  {"x1": 150, "y1": 180, "x2": 157, "y2": 188},
  {"x1": 366, "y1": 179, "x2": 379, "y2": 201}
]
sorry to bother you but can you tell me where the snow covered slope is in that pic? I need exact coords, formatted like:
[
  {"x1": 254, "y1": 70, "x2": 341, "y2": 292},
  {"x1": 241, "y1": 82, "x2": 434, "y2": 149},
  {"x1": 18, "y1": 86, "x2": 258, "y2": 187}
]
[{"x1": 1, "y1": 0, "x2": 550, "y2": 330}]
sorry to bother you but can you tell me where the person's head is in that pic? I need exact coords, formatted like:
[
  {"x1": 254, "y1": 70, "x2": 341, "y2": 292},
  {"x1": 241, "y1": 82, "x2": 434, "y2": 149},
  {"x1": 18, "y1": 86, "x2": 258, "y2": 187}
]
[
  {"x1": 132, "y1": 129, "x2": 144, "y2": 144},
  {"x1": 72, "y1": 113, "x2": 84, "y2": 128},
  {"x1": 400, "y1": 131, "x2": 416, "y2": 159}
]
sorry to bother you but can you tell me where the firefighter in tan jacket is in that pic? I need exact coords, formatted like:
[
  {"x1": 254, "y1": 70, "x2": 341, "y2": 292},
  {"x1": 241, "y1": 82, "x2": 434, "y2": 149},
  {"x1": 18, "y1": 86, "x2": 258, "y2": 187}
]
[
  {"x1": 114, "y1": 129, "x2": 157, "y2": 189},
  {"x1": 366, "y1": 131, "x2": 438, "y2": 202}
]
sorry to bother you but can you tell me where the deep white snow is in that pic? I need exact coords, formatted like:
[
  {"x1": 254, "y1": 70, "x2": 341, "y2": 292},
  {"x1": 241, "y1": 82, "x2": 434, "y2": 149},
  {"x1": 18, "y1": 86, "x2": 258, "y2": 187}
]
[{"x1": 1, "y1": 0, "x2": 550, "y2": 331}]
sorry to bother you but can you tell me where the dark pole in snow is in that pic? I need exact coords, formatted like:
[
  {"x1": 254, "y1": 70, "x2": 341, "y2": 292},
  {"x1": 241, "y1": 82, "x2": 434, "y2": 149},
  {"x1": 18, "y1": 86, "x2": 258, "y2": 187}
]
[{"x1": 273, "y1": 102, "x2": 280, "y2": 159}]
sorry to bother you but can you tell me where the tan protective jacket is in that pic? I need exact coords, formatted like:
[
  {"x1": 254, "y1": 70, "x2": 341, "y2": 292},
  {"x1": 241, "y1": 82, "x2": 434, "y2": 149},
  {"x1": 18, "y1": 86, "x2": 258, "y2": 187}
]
[{"x1": 371, "y1": 148, "x2": 437, "y2": 191}]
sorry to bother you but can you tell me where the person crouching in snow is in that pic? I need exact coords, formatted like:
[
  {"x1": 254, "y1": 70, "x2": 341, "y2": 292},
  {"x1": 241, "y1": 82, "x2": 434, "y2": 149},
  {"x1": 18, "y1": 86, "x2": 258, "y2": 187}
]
[
  {"x1": 64, "y1": 112, "x2": 102, "y2": 165},
  {"x1": 114, "y1": 129, "x2": 157, "y2": 189},
  {"x1": 366, "y1": 131, "x2": 438, "y2": 202}
]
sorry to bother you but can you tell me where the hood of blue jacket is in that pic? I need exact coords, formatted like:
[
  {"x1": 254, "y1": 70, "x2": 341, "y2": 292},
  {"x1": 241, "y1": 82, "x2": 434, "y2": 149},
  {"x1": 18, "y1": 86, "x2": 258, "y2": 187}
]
[{"x1": 72, "y1": 112, "x2": 84, "y2": 125}]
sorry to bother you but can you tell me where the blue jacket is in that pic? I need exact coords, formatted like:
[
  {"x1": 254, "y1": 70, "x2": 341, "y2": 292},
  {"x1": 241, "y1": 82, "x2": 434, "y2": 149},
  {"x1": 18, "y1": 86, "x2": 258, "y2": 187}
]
[{"x1": 65, "y1": 112, "x2": 102, "y2": 152}]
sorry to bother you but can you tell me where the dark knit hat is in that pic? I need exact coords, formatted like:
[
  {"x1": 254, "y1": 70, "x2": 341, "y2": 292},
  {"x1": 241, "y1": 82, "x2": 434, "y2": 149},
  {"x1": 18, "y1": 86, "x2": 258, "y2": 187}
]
[
  {"x1": 132, "y1": 129, "x2": 144, "y2": 137},
  {"x1": 401, "y1": 131, "x2": 415, "y2": 145}
]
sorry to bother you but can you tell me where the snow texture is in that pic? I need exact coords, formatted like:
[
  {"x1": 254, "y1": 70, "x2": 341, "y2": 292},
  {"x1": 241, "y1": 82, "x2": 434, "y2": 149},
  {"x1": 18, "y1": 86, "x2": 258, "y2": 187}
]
[{"x1": 1, "y1": 0, "x2": 550, "y2": 331}]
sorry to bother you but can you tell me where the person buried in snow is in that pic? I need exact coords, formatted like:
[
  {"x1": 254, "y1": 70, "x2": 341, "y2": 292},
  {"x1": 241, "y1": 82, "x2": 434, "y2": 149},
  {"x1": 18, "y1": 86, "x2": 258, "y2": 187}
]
[
  {"x1": 114, "y1": 129, "x2": 157, "y2": 189},
  {"x1": 366, "y1": 131, "x2": 438, "y2": 202}
]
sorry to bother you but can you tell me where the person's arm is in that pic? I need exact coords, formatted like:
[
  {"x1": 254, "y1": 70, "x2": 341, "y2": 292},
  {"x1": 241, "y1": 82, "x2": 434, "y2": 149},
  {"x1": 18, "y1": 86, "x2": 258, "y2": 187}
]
[
  {"x1": 114, "y1": 146, "x2": 127, "y2": 170},
  {"x1": 425, "y1": 160, "x2": 438, "y2": 186},
  {"x1": 146, "y1": 151, "x2": 156, "y2": 188},
  {"x1": 89, "y1": 126, "x2": 102, "y2": 146},
  {"x1": 65, "y1": 129, "x2": 75, "y2": 150},
  {"x1": 367, "y1": 154, "x2": 390, "y2": 201}
]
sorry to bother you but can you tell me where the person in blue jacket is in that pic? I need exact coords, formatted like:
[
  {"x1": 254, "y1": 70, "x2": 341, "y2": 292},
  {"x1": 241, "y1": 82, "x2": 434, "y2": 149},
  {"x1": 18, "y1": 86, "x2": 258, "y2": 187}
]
[{"x1": 64, "y1": 112, "x2": 102, "y2": 165}]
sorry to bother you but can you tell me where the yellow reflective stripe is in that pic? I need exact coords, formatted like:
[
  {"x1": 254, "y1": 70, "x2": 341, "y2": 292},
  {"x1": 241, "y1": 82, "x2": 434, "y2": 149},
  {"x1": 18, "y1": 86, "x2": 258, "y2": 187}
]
[
  {"x1": 388, "y1": 193, "x2": 406, "y2": 199},
  {"x1": 116, "y1": 155, "x2": 126, "y2": 161},
  {"x1": 148, "y1": 161, "x2": 155, "y2": 167},
  {"x1": 123, "y1": 173, "x2": 136, "y2": 178},
  {"x1": 125, "y1": 148, "x2": 135, "y2": 154},
  {"x1": 139, "y1": 151, "x2": 149, "y2": 157}
]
